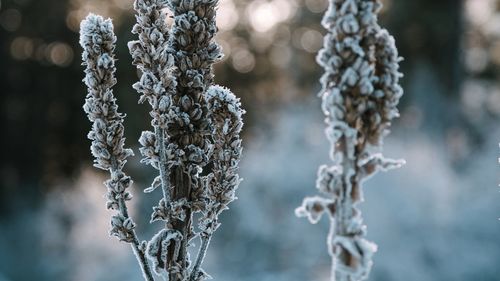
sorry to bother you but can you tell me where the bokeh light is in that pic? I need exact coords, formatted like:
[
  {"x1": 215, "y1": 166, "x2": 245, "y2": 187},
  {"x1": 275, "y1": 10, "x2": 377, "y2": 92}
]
[
  {"x1": 247, "y1": 0, "x2": 297, "y2": 33},
  {"x1": 466, "y1": 0, "x2": 495, "y2": 25},
  {"x1": 300, "y1": 29, "x2": 323, "y2": 53},
  {"x1": 66, "y1": 0, "x2": 133, "y2": 31},
  {"x1": 0, "y1": 8, "x2": 22, "y2": 32},
  {"x1": 269, "y1": 46, "x2": 292, "y2": 68},
  {"x1": 216, "y1": 0, "x2": 239, "y2": 31},
  {"x1": 10, "y1": 37, "x2": 33, "y2": 60},
  {"x1": 231, "y1": 48, "x2": 255, "y2": 73},
  {"x1": 305, "y1": 0, "x2": 328, "y2": 13},
  {"x1": 47, "y1": 42, "x2": 74, "y2": 67}
]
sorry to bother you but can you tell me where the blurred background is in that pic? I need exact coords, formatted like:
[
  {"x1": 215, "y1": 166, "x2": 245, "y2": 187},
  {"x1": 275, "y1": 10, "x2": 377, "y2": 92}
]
[{"x1": 1, "y1": 0, "x2": 500, "y2": 280}]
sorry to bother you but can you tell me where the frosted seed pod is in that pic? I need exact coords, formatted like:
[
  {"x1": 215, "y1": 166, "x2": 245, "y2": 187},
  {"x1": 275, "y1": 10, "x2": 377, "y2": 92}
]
[
  {"x1": 359, "y1": 61, "x2": 372, "y2": 76},
  {"x1": 380, "y1": 73, "x2": 391, "y2": 87},
  {"x1": 341, "y1": 15, "x2": 360, "y2": 34},
  {"x1": 111, "y1": 214, "x2": 124, "y2": 227},
  {"x1": 331, "y1": 88, "x2": 343, "y2": 103},
  {"x1": 366, "y1": 100, "x2": 376, "y2": 110},
  {"x1": 179, "y1": 56, "x2": 188, "y2": 72},
  {"x1": 85, "y1": 75, "x2": 98, "y2": 88},
  {"x1": 373, "y1": 90, "x2": 385, "y2": 98},
  {"x1": 190, "y1": 106, "x2": 203, "y2": 120},
  {"x1": 393, "y1": 84, "x2": 404, "y2": 98},
  {"x1": 357, "y1": 102, "x2": 367, "y2": 113},
  {"x1": 158, "y1": 96, "x2": 171, "y2": 112},
  {"x1": 179, "y1": 34, "x2": 189, "y2": 47},
  {"x1": 335, "y1": 41, "x2": 345, "y2": 54},
  {"x1": 371, "y1": 113, "x2": 381, "y2": 126},
  {"x1": 333, "y1": 106, "x2": 345, "y2": 120},
  {"x1": 180, "y1": 95, "x2": 193, "y2": 111},
  {"x1": 230, "y1": 139, "x2": 241, "y2": 149},
  {"x1": 343, "y1": 68, "x2": 359, "y2": 87},
  {"x1": 295, "y1": 196, "x2": 331, "y2": 224},
  {"x1": 330, "y1": 55, "x2": 342, "y2": 69},
  {"x1": 150, "y1": 29, "x2": 163, "y2": 44},
  {"x1": 360, "y1": 12, "x2": 371, "y2": 25},
  {"x1": 359, "y1": 78, "x2": 374, "y2": 95},
  {"x1": 321, "y1": 92, "x2": 334, "y2": 115},
  {"x1": 123, "y1": 218, "x2": 136, "y2": 230}
]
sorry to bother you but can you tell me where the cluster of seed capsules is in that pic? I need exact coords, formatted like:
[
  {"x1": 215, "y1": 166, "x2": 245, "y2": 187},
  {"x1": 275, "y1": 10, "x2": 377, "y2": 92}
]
[{"x1": 296, "y1": 0, "x2": 404, "y2": 280}]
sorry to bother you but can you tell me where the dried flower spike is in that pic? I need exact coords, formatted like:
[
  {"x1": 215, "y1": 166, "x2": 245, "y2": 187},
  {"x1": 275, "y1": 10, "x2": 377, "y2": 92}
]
[
  {"x1": 80, "y1": 14, "x2": 155, "y2": 281},
  {"x1": 296, "y1": 1, "x2": 404, "y2": 281},
  {"x1": 128, "y1": 0, "x2": 244, "y2": 280}
]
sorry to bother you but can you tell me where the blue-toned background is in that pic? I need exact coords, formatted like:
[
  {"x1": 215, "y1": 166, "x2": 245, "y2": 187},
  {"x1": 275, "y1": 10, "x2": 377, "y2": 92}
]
[{"x1": 1, "y1": 0, "x2": 499, "y2": 280}]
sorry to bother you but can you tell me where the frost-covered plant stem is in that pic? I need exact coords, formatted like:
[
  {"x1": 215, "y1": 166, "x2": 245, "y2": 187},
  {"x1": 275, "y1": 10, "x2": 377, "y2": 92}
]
[
  {"x1": 129, "y1": 0, "x2": 243, "y2": 280},
  {"x1": 113, "y1": 160, "x2": 155, "y2": 281},
  {"x1": 191, "y1": 86, "x2": 244, "y2": 281},
  {"x1": 156, "y1": 127, "x2": 171, "y2": 203},
  {"x1": 128, "y1": 0, "x2": 175, "y2": 210},
  {"x1": 296, "y1": 1, "x2": 404, "y2": 281},
  {"x1": 79, "y1": 14, "x2": 155, "y2": 281},
  {"x1": 189, "y1": 235, "x2": 210, "y2": 281}
]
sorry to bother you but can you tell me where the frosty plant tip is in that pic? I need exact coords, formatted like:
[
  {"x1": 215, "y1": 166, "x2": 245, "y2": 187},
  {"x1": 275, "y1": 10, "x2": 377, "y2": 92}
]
[
  {"x1": 79, "y1": 0, "x2": 244, "y2": 280},
  {"x1": 295, "y1": 0, "x2": 404, "y2": 281}
]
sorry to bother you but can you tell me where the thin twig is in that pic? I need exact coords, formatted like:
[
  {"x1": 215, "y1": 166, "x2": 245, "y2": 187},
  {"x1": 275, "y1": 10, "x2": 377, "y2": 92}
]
[
  {"x1": 189, "y1": 235, "x2": 211, "y2": 281},
  {"x1": 112, "y1": 158, "x2": 156, "y2": 281}
]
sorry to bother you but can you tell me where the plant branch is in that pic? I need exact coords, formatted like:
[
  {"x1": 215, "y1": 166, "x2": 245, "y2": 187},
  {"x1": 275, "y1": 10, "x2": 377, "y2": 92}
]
[
  {"x1": 155, "y1": 126, "x2": 171, "y2": 204},
  {"x1": 189, "y1": 235, "x2": 211, "y2": 281},
  {"x1": 111, "y1": 158, "x2": 156, "y2": 281}
]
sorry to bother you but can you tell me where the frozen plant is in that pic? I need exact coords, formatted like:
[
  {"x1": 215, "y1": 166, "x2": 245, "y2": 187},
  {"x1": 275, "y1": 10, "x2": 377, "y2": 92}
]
[
  {"x1": 79, "y1": 0, "x2": 244, "y2": 280},
  {"x1": 129, "y1": 0, "x2": 244, "y2": 280},
  {"x1": 295, "y1": 0, "x2": 404, "y2": 281},
  {"x1": 193, "y1": 85, "x2": 244, "y2": 280},
  {"x1": 79, "y1": 14, "x2": 155, "y2": 281}
]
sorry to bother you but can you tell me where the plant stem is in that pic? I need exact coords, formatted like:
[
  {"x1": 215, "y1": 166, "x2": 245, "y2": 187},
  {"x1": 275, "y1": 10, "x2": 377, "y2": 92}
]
[
  {"x1": 167, "y1": 166, "x2": 192, "y2": 280},
  {"x1": 131, "y1": 239, "x2": 156, "y2": 281},
  {"x1": 155, "y1": 126, "x2": 171, "y2": 204},
  {"x1": 189, "y1": 235, "x2": 211, "y2": 281},
  {"x1": 111, "y1": 157, "x2": 155, "y2": 281}
]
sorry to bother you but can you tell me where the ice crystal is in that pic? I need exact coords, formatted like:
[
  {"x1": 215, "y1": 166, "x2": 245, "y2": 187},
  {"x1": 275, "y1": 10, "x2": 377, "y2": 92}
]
[{"x1": 296, "y1": 1, "x2": 405, "y2": 280}]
